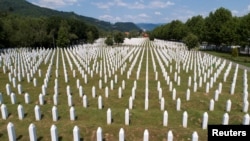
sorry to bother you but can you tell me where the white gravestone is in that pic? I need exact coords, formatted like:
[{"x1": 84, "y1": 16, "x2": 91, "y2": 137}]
[
  {"x1": 96, "y1": 127, "x2": 102, "y2": 141},
  {"x1": 29, "y1": 123, "x2": 37, "y2": 141},
  {"x1": 50, "y1": 125, "x2": 58, "y2": 141},
  {"x1": 7, "y1": 122, "x2": 16, "y2": 141},
  {"x1": 73, "y1": 126, "x2": 80, "y2": 141}
]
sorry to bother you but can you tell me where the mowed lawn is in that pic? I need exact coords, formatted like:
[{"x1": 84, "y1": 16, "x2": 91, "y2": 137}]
[{"x1": 0, "y1": 38, "x2": 249, "y2": 141}]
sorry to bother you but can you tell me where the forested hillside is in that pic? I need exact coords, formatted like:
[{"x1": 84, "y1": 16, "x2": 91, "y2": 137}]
[{"x1": 0, "y1": 0, "x2": 141, "y2": 48}]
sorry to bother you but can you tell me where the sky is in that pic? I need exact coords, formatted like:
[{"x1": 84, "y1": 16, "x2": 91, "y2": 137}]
[{"x1": 26, "y1": 0, "x2": 250, "y2": 24}]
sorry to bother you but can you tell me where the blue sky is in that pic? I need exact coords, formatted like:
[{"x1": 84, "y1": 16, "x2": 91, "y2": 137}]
[{"x1": 27, "y1": 0, "x2": 250, "y2": 24}]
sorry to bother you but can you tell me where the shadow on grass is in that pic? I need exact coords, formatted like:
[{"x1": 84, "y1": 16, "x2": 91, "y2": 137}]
[
  {"x1": 16, "y1": 135, "x2": 23, "y2": 140},
  {"x1": 37, "y1": 136, "x2": 43, "y2": 141}
]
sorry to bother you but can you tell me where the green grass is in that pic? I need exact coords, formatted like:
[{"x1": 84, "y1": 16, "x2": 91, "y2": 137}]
[
  {"x1": 201, "y1": 50, "x2": 250, "y2": 68},
  {"x1": 0, "y1": 41, "x2": 249, "y2": 141}
]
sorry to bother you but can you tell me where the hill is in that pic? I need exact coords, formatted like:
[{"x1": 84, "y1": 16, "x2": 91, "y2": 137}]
[{"x1": 0, "y1": 0, "x2": 141, "y2": 32}]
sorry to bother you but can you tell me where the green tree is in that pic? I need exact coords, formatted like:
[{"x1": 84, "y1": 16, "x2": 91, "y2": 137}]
[
  {"x1": 56, "y1": 20, "x2": 70, "y2": 47},
  {"x1": 183, "y1": 33, "x2": 199, "y2": 50},
  {"x1": 105, "y1": 36, "x2": 114, "y2": 46},
  {"x1": 114, "y1": 32, "x2": 125, "y2": 45},
  {"x1": 231, "y1": 48, "x2": 239, "y2": 57},
  {"x1": 0, "y1": 19, "x2": 6, "y2": 48},
  {"x1": 87, "y1": 31, "x2": 94, "y2": 44},
  {"x1": 185, "y1": 15, "x2": 205, "y2": 42},
  {"x1": 204, "y1": 7, "x2": 233, "y2": 46}
]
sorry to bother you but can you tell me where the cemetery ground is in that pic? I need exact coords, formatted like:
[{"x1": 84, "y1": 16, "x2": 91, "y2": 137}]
[
  {"x1": 202, "y1": 50, "x2": 250, "y2": 68},
  {"x1": 0, "y1": 38, "x2": 249, "y2": 141}
]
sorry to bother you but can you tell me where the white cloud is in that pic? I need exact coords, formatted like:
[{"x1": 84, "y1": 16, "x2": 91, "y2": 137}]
[
  {"x1": 32, "y1": 0, "x2": 78, "y2": 8},
  {"x1": 93, "y1": 0, "x2": 174, "y2": 10},
  {"x1": 99, "y1": 15, "x2": 121, "y2": 23},
  {"x1": 155, "y1": 11, "x2": 162, "y2": 15},
  {"x1": 129, "y1": 1, "x2": 146, "y2": 9},
  {"x1": 92, "y1": 0, "x2": 127, "y2": 10},
  {"x1": 149, "y1": 1, "x2": 174, "y2": 8},
  {"x1": 114, "y1": 0, "x2": 127, "y2": 7},
  {"x1": 138, "y1": 13, "x2": 149, "y2": 18},
  {"x1": 248, "y1": 5, "x2": 250, "y2": 11},
  {"x1": 93, "y1": 2, "x2": 113, "y2": 9},
  {"x1": 231, "y1": 10, "x2": 239, "y2": 16}
]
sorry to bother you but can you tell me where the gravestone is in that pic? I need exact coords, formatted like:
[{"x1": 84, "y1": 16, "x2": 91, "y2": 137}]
[
  {"x1": 163, "y1": 110, "x2": 168, "y2": 127},
  {"x1": 183, "y1": 111, "x2": 188, "y2": 128},
  {"x1": 53, "y1": 94, "x2": 58, "y2": 105},
  {"x1": 98, "y1": 96, "x2": 103, "y2": 109},
  {"x1": 29, "y1": 123, "x2": 37, "y2": 141},
  {"x1": 176, "y1": 98, "x2": 181, "y2": 111},
  {"x1": 52, "y1": 106, "x2": 58, "y2": 121},
  {"x1": 1, "y1": 104, "x2": 8, "y2": 119},
  {"x1": 33, "y1": 78, "x2": 37, "y2": 87},
  {"x1": 68, "y1": 94, "x2": 73, "y2": 107},
  {"x1": 172, "y1": 88, "x2": 176, "y2": 100},
  {"x1": 129, "y1": 96, "x2": 133, "y2": 109},
  {"x1": 34, "y1": 105, "x2": 41, "y2": 121},
  {"x1": 125, "y1": 109, "x2": 129, "y2": 125},
  {"x1": 226, "y1": 99, "x2": 231, "y2": 112},
  {"x1": 105, "y1": 86, "x2": 109, "y2": 98},
  {"x1": 17, "y1": 104, "x2": 24, "y2": 120},
  {"x1": 92, "y1": 86, "x2": 96, "y2": 98},
  {"x1": 145, "y1": 97, "x2": 149, "y2": 111},
  {"x1": 107, "y1": 108, "x2": 112, "y2": 125},
  {"x1": 79, "y1": 86, "x2": 83, "y2": 97},
  {"x1": 167, "y1": 130, "x2": 173, "y2": 141},
  {"x1": 39, "y1": 93, "x2": 44, "y2": 105},
  {"x1": 118, "y1": 87, "x2": 122, "y2": 98},
  {"x1": 202, "y1": 112, "x2": 208, "y2": 129},
  {"x1": 6, "y1": 83, "x2": 11, "y2": 95},
  {"x1": 50, "y1": 124, "x2": 58, "y2": 141},
  {"x1": 209, "y1": 99, "x2": 214, "y2": 111},
  {"x1": 242, "y1": 113, "x2": 250, "y2": 125},
  {"x1": 192, "y1": 131, "x2": 198, "y2": 141},
  {"x1": 143, "y1": 129, "x2": 149, "y2": 141},
  {"x1": 186, "y1": 89, "x2": 190, "y2": 101},
  {"x1": 119, "y1": 128, "x2": 125, "y2": 141},
  {"x1": 222, "y1": 113, "x2": 229, "y2": 125},
  {"x1": 70, "y1": 106, "x2": 75, "y2": 121},
  {"x1": 73, "y1": 126, "x2": 80, "y2": 141},
  {"x1": 10, "y1": 92, "x2": 16, "y2": 104},
  {"x1": 0, "y1": 92, "x2": 2, "y2": 104},
  {"x1": 17, "y1": 84, "x2": 22, "y2": 94},
  {"x1": 243, "y1": 100, "x2": 249, "y2": 113},
  {"x1": 83, "y1": 95, "x2": 87, "y2": 108},
  {"x1": 7, "y1": 122, "x2": 16, "y2": 141},
  {"x1": 160, "y1": 97, "x2": 165, "y2": 111},
  {"x1": 96, "y1": 127, "x2": 102, "y2": 141}
]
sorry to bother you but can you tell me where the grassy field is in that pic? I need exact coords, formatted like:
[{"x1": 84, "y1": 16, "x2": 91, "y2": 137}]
[
  {"x1": 0, "y1": 38, "x2": 249, "y2": 141},
  {"x1": 201, "y1": 50, "x2": 250, "y2": 68}
]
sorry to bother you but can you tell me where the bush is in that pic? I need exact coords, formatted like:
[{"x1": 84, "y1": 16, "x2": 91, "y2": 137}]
[{"x1": 231, "y1": 48, "x2": 238, "y2": 57}]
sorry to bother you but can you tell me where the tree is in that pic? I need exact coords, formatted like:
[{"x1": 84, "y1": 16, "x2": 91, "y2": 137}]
[
  {"x1": 204, "y1": 7, "x2": 233, "y2": 46},
  {"x1": 56, "y1": 20, "x2": 70, "y2": 47},
  {"x1": 231, "y1": 47, "x2": 239, "y2": 57},
  {"x1": 185, "y1": 15, "x2": 205, "y2": 42},
  {"x1": 183, "y1": 33, "x2": 199, "y2": 50},
  {"x1": 0, "y1": 19, "x2": 6, "y2": 48},
  {"x1": 105, "y1": 36, "x2": 114, "y2": 46},
  {"x1": 114, "y1": 32, "x2": 125, "y2": 45}
]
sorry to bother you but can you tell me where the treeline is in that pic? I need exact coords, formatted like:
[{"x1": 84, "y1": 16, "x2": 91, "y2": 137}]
[
  {"x1": 0, "y1": 13, "x2": 99, "y2": 48},
  {"x1": 151, "y1": 7, "x2": 250, "y2": 50}
]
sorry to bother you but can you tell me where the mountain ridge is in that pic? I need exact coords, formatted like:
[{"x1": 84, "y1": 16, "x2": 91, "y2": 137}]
[{"x1": 0, "y1": 0, "x2": 141, "y2": 32}]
